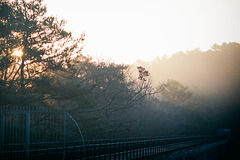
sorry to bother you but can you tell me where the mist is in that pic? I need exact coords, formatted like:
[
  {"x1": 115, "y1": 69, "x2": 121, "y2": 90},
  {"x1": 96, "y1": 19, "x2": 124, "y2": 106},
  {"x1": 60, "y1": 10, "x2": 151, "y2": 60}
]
[{"x1": 133, "y1": 42, "x2": 240, "y2": 138}]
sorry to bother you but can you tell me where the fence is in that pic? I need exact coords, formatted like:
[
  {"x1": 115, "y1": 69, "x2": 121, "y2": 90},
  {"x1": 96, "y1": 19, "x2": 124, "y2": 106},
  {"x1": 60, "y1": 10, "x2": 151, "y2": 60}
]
[
  {"x1": 0, "y1": 106, "x2": 229, "y2": 160},
  {"x1": 65, "y1": 135, "x2": 228, "y2": 159},
  {"x1": 0, "y1": 105, "x2": 85, "y2": 160}
]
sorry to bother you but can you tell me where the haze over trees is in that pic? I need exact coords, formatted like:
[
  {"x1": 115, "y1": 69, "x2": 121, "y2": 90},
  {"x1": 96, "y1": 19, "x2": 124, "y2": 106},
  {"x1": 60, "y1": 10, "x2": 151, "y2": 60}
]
[
  {"x1": 1, "y1": 0, "x2": 240, "y2": 139},
  {"x1": 135, "y1": 42, "x2": 240, "y2": 138}
]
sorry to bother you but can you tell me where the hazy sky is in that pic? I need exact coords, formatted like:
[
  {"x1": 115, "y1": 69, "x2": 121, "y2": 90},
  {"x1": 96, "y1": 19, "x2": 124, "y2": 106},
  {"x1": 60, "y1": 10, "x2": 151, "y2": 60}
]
[{"x1": 44, "y1": 0, "x2": 240, "y2": 64}]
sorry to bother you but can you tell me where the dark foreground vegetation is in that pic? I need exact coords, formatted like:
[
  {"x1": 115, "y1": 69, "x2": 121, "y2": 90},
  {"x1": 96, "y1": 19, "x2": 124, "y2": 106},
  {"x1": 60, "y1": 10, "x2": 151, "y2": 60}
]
[{"x1": 1, "y1": 0, "x2": 240, "y2": 149}]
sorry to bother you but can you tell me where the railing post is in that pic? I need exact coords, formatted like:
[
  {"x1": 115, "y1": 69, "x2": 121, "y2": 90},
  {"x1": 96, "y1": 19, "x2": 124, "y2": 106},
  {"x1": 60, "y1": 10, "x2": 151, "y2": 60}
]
[
  {"x1": 0, "y1": 112, "x2": 4, "y2": 156},
  {"x1": 26, "y1": 111, "x2": 30, "y2": 160},
  {"x1": 63, "y1": 112, "x2": 66, "y2": 160}
]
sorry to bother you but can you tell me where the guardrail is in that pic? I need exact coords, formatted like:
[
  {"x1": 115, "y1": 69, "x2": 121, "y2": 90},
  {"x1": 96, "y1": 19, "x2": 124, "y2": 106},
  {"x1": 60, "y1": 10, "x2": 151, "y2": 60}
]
[
  {"x1": 65, "y1": 135, "x2": 228, "y2": 159},
  {"x1": 1, "y1": 135, "x2": 228, "y2": 159}
]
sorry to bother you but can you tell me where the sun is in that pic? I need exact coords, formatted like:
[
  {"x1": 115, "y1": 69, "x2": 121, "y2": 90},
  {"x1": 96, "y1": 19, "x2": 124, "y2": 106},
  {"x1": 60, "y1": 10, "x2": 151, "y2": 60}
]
[{"x1": 12, "y1": 49, "x2": 23, "y2": 57}]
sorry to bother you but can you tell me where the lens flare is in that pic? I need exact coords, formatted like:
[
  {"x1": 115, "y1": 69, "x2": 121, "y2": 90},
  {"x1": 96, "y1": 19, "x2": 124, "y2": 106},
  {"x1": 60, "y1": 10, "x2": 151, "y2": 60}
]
[{"x1": 12, "y1": 49, "x2": 23, "y2": 57}]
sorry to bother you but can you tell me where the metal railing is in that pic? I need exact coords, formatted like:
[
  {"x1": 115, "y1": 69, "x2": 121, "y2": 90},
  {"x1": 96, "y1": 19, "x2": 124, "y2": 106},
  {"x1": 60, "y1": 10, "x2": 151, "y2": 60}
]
[
  {"x1": 0, "y1": 106, "x2": 229, "y2": 160},
  {"x1": 0, "y1": 105, "x2": 85, "y2": 160},
  {"x1": 61, "y1": 135, "x2": 228, "y2": 159}
]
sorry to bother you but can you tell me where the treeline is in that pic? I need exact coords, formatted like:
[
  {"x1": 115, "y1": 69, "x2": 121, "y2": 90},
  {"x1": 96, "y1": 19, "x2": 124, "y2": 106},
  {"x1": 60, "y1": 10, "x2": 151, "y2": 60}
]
[
  {"x1": 135, "y1": 42, "x2": 240, "y2": 138},
  {"x1": 136, "y1": 42, "x2": 240, "y2": 94},
  {"x1": 1, "y1": 0, "x2": 240, "y2": 139}
]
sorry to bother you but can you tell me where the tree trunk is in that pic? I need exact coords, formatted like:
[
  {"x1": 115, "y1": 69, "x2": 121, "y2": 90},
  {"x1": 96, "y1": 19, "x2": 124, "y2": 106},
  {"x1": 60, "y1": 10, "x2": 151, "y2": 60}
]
[{"x1": 20, "y1": 55, "x2": 25, "y2": 93}]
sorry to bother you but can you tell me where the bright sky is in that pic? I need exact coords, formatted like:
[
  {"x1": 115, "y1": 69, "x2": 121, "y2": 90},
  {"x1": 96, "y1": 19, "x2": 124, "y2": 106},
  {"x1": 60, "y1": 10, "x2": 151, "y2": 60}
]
[{"x1": 44, "y1": 0, "x2": 240, "y2": 64}]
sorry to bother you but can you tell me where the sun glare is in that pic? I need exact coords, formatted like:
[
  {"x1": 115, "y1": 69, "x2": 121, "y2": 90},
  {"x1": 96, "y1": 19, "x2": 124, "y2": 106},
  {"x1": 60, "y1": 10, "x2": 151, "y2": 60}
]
[{"x1": 12, "y1": 49, "x2": 23, "y2": 57}]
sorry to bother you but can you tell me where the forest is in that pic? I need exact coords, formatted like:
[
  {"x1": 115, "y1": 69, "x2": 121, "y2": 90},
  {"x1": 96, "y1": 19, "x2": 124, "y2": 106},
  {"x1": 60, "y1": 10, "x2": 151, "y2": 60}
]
[{"x1": 1, "y1": 0, "x2": 240, "y2": 139}]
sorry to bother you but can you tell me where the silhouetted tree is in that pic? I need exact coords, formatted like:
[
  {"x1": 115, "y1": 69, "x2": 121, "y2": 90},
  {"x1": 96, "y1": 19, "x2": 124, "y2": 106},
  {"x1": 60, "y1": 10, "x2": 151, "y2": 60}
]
[
  {"x1": 137, "y1": 66, "x2": 150, "y2": 81},
  {"x1": 0, "y1": 0, "x2": 85, "y2": 105}
]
